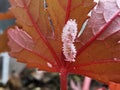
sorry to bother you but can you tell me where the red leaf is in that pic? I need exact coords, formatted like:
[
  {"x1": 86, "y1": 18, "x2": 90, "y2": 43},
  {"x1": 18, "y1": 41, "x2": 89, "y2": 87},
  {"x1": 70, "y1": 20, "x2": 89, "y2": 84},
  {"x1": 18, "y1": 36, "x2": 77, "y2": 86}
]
[
  {"x1": 8, "y1": 26, "x2": 57, "y2": 72},
  {"x1": 9, "y1": 0, "x2": 30, "y2": 7},
  {"x1": 8, "y1": 26, "x2": 34, "y2": 52},
  {"x1": 88, "y1": 0, "x2": 120, "y2": 40},
  {"x1": 109, "y1": 82, "x2": 120, "y2": 90},
  {"x1": 70, "y1": 0, "x2": 120, "y2": 84},
  {"x1": 46, "y1": 0, "x2": 96, "y2": 39},
  {"x1": 7, "y1": 0, "x2": 120, "y2": 87}
]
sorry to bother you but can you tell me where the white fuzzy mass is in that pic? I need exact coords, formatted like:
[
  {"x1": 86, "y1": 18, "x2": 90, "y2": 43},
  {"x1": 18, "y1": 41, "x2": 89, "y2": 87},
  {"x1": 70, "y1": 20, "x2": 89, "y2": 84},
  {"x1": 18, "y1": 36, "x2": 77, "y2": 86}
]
[{"x1": 62, "y1": 19, "x2": 77, "y2": 62}]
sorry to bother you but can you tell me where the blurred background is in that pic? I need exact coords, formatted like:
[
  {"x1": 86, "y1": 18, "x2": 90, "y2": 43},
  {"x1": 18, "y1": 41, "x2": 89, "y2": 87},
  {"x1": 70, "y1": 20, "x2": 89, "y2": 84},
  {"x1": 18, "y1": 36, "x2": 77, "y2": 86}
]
[{"x1": 0, "y1": 0, "x2": 25, "y2": 84}]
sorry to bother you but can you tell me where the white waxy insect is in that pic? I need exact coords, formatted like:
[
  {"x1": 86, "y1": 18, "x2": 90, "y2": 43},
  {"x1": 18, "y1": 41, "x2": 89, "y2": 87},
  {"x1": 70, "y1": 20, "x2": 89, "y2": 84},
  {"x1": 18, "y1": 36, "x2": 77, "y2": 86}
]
[{"x1": 62, "y1": 19, "x2": 77, "y2": 62}]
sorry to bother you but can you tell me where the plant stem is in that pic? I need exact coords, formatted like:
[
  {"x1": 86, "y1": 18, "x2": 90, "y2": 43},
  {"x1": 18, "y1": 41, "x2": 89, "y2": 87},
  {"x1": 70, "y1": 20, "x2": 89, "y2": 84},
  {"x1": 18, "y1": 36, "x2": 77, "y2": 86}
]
[
  {"x1": 65, "y1": 0, "x2": 72, "y2": 23},
  {"x1": 82, "y1": 76, "x2": 92, "y2": 90},
  {"x1": 60, "y1": 68, "x2": 68, "y2": 90}
]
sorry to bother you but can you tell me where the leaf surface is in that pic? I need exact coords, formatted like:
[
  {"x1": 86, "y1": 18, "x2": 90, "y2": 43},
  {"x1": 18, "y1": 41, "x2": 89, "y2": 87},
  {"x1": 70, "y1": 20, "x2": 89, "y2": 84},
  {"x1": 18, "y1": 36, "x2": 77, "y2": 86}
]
[
  {"x1": 8, "y1": 0, "x2": 59, "y2": 71},
  {"x1": 8, "y1": 26, "x2": 57, "y2": 72},
  {"x1": 109, "y1": 82, "x2": 120, "y2": 90},
  {"x1": 7, "y1": 0, "x2": 120, "y2": 85},
  {"x1": 46, "y1": 0, "x2": 96, "y2": 39},
  {"x1": 46, "y1": 0, "x2": 96, "y2": 60},
  {"x1": 70, "y1": 0, "x2": 120, "y2": 84},
  {"x1": 88, "y1": 0, "x2": 120, "y2": 40},
  {"x1": 8, "y1": 0, "x2": 95, "y2": 70}
]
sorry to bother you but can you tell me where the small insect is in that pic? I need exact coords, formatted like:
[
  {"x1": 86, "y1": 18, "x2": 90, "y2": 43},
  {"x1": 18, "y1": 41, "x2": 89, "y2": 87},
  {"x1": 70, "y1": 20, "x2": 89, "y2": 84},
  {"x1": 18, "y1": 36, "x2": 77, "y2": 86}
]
[{"x1": 62, "y1": 19, "x2": 77, "y2": 62}]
